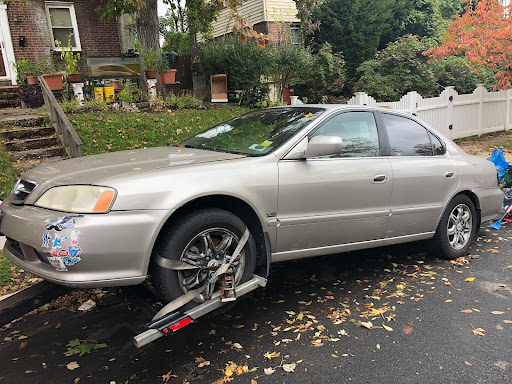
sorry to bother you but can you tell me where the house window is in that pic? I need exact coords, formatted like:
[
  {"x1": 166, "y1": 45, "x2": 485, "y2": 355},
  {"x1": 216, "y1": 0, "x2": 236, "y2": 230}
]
[
  {"x1": 45, "y1": 2, "x2": 81, "y2": 51},
  {"x1": 290, "y1": 26, "x2": 303, "y2": 46}
]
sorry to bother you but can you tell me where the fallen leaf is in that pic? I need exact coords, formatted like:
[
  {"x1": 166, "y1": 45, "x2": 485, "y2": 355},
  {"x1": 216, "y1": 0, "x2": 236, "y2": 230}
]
[
  {"x1": 464, "y1": 361, "x2": 472, "y2": 366},
  {"x1": 461, "y1": 309, "x2": 473, "y2": 313},
  {"x1": 361, "y1": 321, "x2": 373, "y2": 329},
  {"x1": 332, "y1": 354, "x2": 339, "y2": 358},
  {"x1": 264, "y1": 367, "x2": 275, "y2": 375},
  {"x1": 251, "y1": 380, "x2": 258, "y2": 384},
  {"x1": 491, "y1": 311, "x2": 505, "y2": 315},
  {"x1": 403, "y1": 325, "x2": 413, "y2": 335},
  {"x1": 19, "y1": 341, "x2": 28, "y2": 350},
  {"x1": 503, "y1": 320, "x2": 512, "y2": 324},
  {"x1": 383, "y1": 324, "x2": 393, "y2": 332},
  {"x1": 376, "y1": 343, "x2": 381, "y2": 350},
  {"x1": 445, "y1": 300, "x2": 453, "y2": 303},
  {"x1": 465, "y1": 277, "x2": 476, "y2": 282},
  {"x1": 67, "y1": 361, "x2": 80, "y2": 371},
  {"x1": 264, "y1": 351, "x2": 280, "y2": 361},
  {"x1": 282, "y1": 364, "x2": 296, "y2": 372},
  {"x1": 472, "y1": 328, "x2": 486, "y2": 336},
  {"x1": 232, "y1": 343, "x2": 243, "y2": 350},
  {"x1": 55, "y1": 322, "x2": 62, "y2": 329}
]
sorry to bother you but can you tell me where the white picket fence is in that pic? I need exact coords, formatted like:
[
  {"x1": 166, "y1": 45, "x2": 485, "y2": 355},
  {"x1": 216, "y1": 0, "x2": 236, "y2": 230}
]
[{"x1": 346, "y1": 85, "x2": 512, "y2": 140}]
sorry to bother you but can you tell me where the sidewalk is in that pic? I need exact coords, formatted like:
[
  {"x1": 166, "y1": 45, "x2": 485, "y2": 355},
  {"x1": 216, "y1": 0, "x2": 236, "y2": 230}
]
[{"x1": 0, "y1": 236, "x2": 4, "y2": 249}]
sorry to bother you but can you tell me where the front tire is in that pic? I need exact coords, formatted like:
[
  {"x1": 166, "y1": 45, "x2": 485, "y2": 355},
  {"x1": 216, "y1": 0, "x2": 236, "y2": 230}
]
[
  {"x1": 430, "y1": 195, "x2": 476, "y2": 260},
  {"x1": 150, "y1": 208, "x2": 257, "y2": 310}
]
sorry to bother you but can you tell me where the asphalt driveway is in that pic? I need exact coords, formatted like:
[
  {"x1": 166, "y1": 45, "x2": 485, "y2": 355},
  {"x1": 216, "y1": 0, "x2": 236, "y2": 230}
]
[{"x1": 0, "y1": 223, "x2": 511, "y2": 384}]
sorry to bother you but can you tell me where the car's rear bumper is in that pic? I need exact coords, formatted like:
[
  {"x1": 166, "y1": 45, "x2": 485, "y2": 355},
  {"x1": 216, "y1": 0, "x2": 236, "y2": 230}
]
[
  {"x1": 0, "y1": 199, "x2": 167, "y2": 288},
  {"x1": 473, "y1": 186, "x2": 504, "y2": 222}
]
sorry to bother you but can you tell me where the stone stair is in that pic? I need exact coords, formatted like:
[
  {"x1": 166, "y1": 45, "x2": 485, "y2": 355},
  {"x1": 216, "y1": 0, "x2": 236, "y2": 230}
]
[
  {"x1": 0, "y1": 86, "x2": 19, "y2": 109},
  {"x1": 0, "y1": 109, "x2": 68, "y2": 174}
]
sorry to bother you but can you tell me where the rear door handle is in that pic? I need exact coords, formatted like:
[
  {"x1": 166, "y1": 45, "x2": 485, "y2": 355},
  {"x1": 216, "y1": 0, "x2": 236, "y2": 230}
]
[
  {"x1": 444, "y1": 171, "x2": 455, "y2": 179},
  {"x1": 372, "y1": 174, "x2": 387, "y2": 183}
]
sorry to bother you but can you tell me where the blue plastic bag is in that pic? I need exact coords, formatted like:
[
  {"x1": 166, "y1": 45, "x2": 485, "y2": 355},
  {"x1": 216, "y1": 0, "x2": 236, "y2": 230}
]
[{"x1": 487, "y1": 147, "x2": 509, "y2": 181}]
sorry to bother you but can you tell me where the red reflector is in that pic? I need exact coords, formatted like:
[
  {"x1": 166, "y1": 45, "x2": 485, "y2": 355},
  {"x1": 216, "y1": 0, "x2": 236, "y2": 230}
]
[
  {"x1": 162, "y1": 328, "x2": 168, "y2": 333},
  {"x1": 169, "y1": 317, "x2": 192, "y2": 332}
]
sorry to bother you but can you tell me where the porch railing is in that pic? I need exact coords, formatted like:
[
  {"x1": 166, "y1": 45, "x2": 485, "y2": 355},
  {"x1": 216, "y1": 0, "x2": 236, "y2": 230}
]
[{"x1": 38, "y1": 76, "x2": 82, "y2": 158}]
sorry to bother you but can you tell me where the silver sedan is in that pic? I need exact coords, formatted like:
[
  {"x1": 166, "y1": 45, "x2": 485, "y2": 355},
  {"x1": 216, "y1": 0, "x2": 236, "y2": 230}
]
[{"x1": 0, "y1": 106, "x2": 503, "y2": 307}]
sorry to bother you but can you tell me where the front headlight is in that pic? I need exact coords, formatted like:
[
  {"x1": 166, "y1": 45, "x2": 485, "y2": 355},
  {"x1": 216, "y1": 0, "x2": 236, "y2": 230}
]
[{"x1": 35, "y1": 186, "x2": 117, "y2": 213}]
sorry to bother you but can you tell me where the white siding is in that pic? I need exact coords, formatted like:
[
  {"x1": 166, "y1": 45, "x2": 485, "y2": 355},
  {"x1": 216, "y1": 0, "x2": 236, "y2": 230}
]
[
  {"x1": 265, "y1": 0, "x2": 299, "y2": 22},
  {"x1": 210, "y1": 0, "x2": 266, "y2": 38}
]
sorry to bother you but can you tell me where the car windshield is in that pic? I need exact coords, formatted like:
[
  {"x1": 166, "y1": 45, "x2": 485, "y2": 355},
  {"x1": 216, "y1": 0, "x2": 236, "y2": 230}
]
[{"x1": 180, "y1": 107, "x2": 325, "y2": 156}]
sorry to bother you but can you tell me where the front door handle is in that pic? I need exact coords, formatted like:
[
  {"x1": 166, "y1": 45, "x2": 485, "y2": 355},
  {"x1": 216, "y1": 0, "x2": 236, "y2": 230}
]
[
  {"x1": 444, "y1": 171, "x2": 455, "y2": 179},
  {"x1": 372, "y1": 174, "x2": 387, "y2": 183}
]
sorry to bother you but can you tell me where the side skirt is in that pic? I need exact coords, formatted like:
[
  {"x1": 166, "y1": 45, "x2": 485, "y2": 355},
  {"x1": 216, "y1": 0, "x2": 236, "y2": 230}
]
[{"x1": 271, "y1": 232, "x2": 435, "y2": 263}]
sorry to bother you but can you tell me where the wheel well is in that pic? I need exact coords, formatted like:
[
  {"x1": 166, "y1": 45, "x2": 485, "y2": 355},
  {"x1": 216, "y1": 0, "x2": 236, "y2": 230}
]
[
  {"x1": 456, "y1": 190, "x2": 481, "y2": 229},
  {"x1": 154, "y1": 195, "x2": 266, "y2": 267}
]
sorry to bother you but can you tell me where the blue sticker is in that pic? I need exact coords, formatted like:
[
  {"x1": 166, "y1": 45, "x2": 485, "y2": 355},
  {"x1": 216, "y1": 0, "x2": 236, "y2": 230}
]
[
  {"x1": 62, "y1": 256, "x2": 81, "y2": 266},
  {"x1": 42, "y1": 232, "x2": 51, "y2": 248}
]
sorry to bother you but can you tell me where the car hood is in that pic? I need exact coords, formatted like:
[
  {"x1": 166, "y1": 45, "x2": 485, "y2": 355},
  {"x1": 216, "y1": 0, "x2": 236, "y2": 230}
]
[{"x1": 23, "y1": 146, "x2": 245, "y2": 187}]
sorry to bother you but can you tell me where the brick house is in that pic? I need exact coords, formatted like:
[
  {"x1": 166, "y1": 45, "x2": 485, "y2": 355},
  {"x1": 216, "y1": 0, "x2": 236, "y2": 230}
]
[{"x1": 0, "y1": 0, "x2": 125, "y2": 86}]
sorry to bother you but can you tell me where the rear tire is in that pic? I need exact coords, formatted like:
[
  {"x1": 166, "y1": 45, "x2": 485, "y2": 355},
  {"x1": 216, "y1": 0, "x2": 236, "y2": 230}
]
[
  {"x1": 430, "y1": 195, "x2": 477, "y2": 260},
  {"x1": 150, "y1": 208, "x2": 257, "y2": 310}
]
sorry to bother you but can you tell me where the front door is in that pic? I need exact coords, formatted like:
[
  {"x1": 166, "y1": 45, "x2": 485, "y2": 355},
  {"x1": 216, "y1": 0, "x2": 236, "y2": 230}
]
[
  {"x1": 0, "y1": 4, "x2": 15, "y2": 84},
  {"x1": 276, "y1": 111, "x2": 393, "y2": 253}
]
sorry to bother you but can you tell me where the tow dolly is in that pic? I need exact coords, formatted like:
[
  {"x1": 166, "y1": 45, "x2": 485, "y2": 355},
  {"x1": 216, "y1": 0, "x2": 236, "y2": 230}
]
[{"x1": 130, "y1": 229, "x2": 270, "y2": 348}]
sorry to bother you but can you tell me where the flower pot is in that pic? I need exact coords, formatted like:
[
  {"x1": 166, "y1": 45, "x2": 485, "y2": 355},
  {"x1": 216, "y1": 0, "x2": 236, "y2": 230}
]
[
  {"x1": 145, "y1": 70, "x2": 156, "y2": 79},
  {"x1": 27, "y1": 76, "x2": 39, "y2": 86},
  {"x1": 67, "y1": 73, "x2": 82, "y2": 83},
  {"x1": 159, "y1": 69, "x2": 177, "y2": 85},
  {"x1": 42, "y1": 73, "x2": 63, "y2": 91}
]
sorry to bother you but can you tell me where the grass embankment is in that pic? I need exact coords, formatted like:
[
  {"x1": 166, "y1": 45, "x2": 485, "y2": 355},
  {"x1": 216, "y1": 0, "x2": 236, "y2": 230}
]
[
  {"x1": 0, "y1": 141, "x2": 17, "y2": 201},
  {"x1": 69, "y1": 104, "x2": 251, "y2": 156}
]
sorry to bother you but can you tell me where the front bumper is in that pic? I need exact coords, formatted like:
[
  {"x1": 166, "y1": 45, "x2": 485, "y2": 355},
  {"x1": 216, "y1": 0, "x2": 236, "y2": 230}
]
[{"x1": 0, "y1": 199, "x2": 168, "y2": 288}]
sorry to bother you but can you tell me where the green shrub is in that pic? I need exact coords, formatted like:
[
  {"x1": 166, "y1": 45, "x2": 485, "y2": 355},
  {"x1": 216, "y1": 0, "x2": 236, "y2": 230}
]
[
  {"x1": 294, "y1": 42, "x2": 347, "y2": 103},
  {"x1": 166, "y1": 93, "x2": 202, "y2": 109},
  {"x1": 196, "y1": 36, "x2": 270, "y2": 105},
  {"x1": 84, "y1": 99, "x2": 108, "y2": 111},
  {"x1": 60, "y1": 99, "x2": 80, "y2": 113}
]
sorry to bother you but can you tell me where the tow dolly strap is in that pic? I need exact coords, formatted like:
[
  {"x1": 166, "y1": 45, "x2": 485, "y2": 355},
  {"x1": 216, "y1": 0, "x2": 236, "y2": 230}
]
[{"x1": 152, "y1": 228, "x2": 249, "y2": 321}]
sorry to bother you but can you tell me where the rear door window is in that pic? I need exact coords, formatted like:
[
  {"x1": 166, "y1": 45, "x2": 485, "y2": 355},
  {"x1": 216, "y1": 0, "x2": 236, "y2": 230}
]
[{"x1": 381, "y1": 113, "x2": 433, "y2": 156}]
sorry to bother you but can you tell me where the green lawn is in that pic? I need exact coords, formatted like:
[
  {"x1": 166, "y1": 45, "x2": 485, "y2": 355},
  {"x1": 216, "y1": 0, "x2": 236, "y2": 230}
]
[
  {"x1": 69, "y1": 105, "x2": 251, "y2": 156},
  {"x1": 0, "y1": 141, "x2": 17, "y2": 201},
  {"x1": 0, "y1": 249, "x2": 15, "y2": 288}
]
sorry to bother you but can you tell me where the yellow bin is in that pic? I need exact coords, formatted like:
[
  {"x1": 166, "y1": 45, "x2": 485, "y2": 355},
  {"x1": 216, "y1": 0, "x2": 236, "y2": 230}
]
[
  {"x1": 94, "y1": 87, "x2": 104, "y2": 101},
  {"x1": 103, "y1": 87, "x2": 115, "y2": 102}
]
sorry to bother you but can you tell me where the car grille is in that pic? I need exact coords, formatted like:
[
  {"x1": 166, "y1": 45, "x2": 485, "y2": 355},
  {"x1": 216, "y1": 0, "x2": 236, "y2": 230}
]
[
  {"x1": 10, "y1": 178, "x2": 37, "y2": 204},
  {"x1": 6, "y1": 238, "x2": 24, "y2": 260}
]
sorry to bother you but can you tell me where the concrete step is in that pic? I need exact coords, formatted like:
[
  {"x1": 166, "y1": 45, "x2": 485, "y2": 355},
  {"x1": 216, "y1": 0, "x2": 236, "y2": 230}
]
[
  {"x1": 11, "y1": 146, "x2": 66, "y2": 162},
  {"x1": 0, "y1": 80, "x2": 13, "y2": 87},
  {"x1": 0, "y1": 116, "x2": 44, "y2": 128},
  {"x1": 13, "y1": 156, "x2": 68, "y2": 174},
  {"x1": 0, "y1": 126, "x2": 55, "y2": 140},
  {"x1": 0, "y1": 99, "x2": 19, "y2": 108},
  {"x1": 5, "y1": 136, "x2": 59, "y2": 152}
]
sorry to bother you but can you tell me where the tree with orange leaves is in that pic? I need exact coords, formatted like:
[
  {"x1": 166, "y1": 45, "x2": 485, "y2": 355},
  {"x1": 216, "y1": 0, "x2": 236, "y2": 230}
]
[{"x1": 426, "y1": 0, "x2": 512, "y2": 89}]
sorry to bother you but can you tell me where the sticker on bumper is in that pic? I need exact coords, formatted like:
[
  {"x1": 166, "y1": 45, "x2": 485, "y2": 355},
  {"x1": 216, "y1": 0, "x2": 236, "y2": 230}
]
[
  {"x1": 47, "y1": 256, "x2": 68, "y2": 272},
  {"x1": 45, "y1": 215, "x2": 83, "y2": 231}
]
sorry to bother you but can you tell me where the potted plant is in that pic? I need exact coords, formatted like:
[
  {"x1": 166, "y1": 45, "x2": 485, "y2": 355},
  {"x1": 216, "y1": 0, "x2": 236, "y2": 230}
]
[
  {"x1": 41, "y1": 56, "x2": 63, "y2": 91},
  {"x1": 134, "y1": 40, "x2": 162, "y2": 79},
  {"x1": 12, "y1": 58, "x2": 37, "y2": 85},
  {"x1": 58, "y1": 35, "x2": 81, "y2": 83},
  {"x1": 157, "y1": 56, "x2": 177, "y2": 85}
]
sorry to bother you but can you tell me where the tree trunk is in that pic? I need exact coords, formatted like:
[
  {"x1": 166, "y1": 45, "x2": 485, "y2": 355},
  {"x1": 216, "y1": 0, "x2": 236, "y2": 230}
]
[{"x1": 136, "y1": 0, "x2": 160, "y2": 51}]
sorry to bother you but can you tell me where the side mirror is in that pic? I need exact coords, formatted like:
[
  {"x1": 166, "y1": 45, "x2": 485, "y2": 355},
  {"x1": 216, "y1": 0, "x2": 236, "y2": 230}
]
[{"x1": 304, "y1": 136, "x2": 343, "y2": 158}]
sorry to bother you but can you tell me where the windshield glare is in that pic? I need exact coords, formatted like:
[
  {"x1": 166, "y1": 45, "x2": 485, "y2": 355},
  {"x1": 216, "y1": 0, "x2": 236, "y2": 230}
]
[{"x1": 181, "y1": 108, "x2": 325, "y2": 156}]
